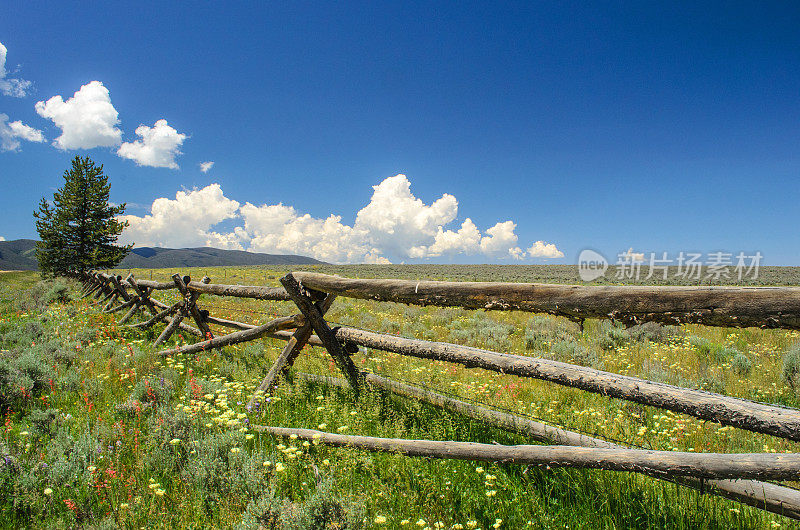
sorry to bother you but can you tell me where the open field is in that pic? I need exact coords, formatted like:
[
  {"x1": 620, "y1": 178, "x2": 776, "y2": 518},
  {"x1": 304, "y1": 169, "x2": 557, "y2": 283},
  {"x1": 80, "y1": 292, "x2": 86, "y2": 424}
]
[{"x1": 2, "y1": 266, "x2": 800, "y2": 528}]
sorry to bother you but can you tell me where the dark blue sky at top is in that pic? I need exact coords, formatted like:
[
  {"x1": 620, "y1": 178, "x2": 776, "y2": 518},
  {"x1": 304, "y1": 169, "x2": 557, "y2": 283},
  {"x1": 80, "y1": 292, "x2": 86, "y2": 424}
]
[{"x1": 1, "y1": 2, "x2": 798, "y2": 263}]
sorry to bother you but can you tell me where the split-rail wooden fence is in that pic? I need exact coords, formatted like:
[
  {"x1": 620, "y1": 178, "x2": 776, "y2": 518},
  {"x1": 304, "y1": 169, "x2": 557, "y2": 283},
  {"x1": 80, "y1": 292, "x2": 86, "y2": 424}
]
[{"x1": 78, "y1": 270, "x2": 800, "y2": 519}]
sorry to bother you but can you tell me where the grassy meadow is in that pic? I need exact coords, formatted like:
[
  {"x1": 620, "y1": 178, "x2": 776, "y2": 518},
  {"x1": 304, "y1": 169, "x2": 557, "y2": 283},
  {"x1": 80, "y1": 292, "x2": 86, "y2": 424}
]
[{"x1": 2, "y1": 265, "x2": 800, "y2": 528}]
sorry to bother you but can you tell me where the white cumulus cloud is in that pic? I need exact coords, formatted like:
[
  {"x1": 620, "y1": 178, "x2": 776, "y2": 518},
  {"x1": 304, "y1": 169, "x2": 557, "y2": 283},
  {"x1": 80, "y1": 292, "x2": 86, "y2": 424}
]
[
  {"x1": 354, "y1": 174, "x2": 458, "y2": 259},
  {"x1": 0, "y1": 42, "x2": 32, "y2": 97},
  {"x1": 117, "y1": 119, "x2": 187, "y2": 169},
  {"x1": 479, "y1": 221, "x2": 524, "y2": 259},
  {"x1": 415, "y1": 218, "x2": 481, "y2": 258},
  {"x1": 199, "y1": 161, "x2": 214, "y2": 173},
  {"x1": 35, "y1": 81, "x2": 122, "y2": 150},
  {"x1": 0, "y1": 113, "x2": 44, "y2": 151},
  {"x1": 527, "y1": 240, "x2": 564, "y2": 258},
  {"x1": 119, "y1": 174, "x2": 564, "y2": 263},
  {"x1": 118, "y1": 184, "x2": 240, "y2": 248},
  {"x1": 0, "y1": 236, "x2": 5, "y2": 241},
  {"x1": 620, "y1": 247, "x2": 645, "y2": 262}
]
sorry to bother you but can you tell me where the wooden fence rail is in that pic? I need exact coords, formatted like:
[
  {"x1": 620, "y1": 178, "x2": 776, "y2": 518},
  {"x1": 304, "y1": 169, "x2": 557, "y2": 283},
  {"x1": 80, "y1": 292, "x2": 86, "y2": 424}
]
[
  {"x1": 78, "y1": 269, "x2": 800, "y2": 519},
  {"x1": 297, "y1": 371, "x2": 800, "y2": 519}
]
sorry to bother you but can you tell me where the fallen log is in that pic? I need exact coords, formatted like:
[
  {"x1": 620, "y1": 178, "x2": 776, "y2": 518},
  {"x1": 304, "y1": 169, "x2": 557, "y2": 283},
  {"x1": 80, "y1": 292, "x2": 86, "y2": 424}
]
[
  {"x1": 254, "y1": 425, "x2": 800, "y2": 481},
  {"x1": 157, "y1": 314, "x2": 305, "y2": 357},
  {"x1": 330, "y1": 326, "x2": 800, "y2": 442},
  {"x1": 291, "y1": 272, "x2": 800, "y2": 330},
  {"x1": 297, "y1": 371, "x2": 800, "y2": 520}
]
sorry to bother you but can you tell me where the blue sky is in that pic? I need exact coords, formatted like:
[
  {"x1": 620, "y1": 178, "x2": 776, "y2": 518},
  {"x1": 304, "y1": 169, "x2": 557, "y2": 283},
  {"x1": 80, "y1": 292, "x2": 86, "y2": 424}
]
[{"x1": 1, "y1": 2, "x2": 798, "y2": 264}]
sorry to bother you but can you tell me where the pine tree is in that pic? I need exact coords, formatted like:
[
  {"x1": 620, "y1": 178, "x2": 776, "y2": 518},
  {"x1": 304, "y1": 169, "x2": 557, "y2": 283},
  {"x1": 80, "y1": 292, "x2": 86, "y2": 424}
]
[{"x1": 34, "y1": 156, "x2": 131, "y2": 276}]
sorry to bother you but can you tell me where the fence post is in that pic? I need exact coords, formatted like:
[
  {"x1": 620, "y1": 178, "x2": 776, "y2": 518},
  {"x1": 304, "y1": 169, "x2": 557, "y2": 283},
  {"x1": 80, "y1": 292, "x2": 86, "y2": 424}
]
[
  {"x1": 280, "y1": 273, "x2": 361, "y2": 394},
  {"x1": 172, "y1": 274, "x2": 213, "y2": 339},
  {"x1": 248, "y1": 293, "x2": 337, "y2": 409}
]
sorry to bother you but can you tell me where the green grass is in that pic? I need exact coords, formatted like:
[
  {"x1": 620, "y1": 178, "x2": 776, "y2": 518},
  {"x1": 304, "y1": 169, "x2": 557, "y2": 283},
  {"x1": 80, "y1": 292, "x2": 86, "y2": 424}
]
[{"x1": 1, "y1": 267, "x2": 799, "y2": 528}]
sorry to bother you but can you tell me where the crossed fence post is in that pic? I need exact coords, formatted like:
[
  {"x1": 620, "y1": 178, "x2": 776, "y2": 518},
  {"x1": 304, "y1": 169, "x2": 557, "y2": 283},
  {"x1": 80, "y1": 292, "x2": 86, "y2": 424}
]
[{"x1": 245, "y1": 273, "x2": 362, "y2": 410}]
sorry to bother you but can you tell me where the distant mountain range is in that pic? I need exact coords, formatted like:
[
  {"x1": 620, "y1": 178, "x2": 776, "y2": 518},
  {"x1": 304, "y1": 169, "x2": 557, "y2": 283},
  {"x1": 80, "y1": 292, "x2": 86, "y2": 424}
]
[{"x1": 0, "y1": 239, "x2": 325, "y2": 270}]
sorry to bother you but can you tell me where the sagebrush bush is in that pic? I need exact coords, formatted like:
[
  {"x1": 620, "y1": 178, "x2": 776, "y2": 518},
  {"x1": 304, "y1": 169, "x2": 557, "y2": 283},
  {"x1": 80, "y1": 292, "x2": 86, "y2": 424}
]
[
  {"x1": 783, "y1": 343, "x2": 800, "y2": 389},
  {"x1": 730, "y1": 353, "x2": 753, "y2": 376},
  {"x1": 524, "y1": 315, "x2": 579, "y2": 350},
  {"x1": 597, "y1": 321, "x2": 629, "y2": 350},
  {"x1": 548, "y1": 339, "x2": 600, "y2": 368},
  {"x1": 627, "y1": 322, "x2": 684, "y2": 343},
  {"x1": 448, "y1": 313, "x2": 514, "y2": 352},
  {"x1": 23, "y1": 279, "x2": 72, "y2": 310},
  {"x1": 689, "y1": 336, "x2": 711, "y2": 355}
]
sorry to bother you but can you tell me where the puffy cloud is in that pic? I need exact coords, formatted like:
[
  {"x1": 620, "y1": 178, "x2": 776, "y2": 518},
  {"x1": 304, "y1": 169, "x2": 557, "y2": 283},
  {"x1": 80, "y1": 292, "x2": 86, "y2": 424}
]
[
  {"x1": 620, "y1": 247, "x2": 645, "y2": 262},
  {"x1": 199, "y1": 161, "x2": 214, "y2": 173},
  {"x1": 117, "y1": 119, "x2": 187, "y2": 169},
  {"x1": 527, "y1": 240, "x2": 564, "y2": 258},
  {"x1": 242, "y1": 202, "x2": 376, "y2": 263},
  {"x1": 119, "y1": 174, "x2": 563, "y2": 263},
  {"x1": 118, "y1": 184, "x2": 240, "y2": 248},
  {"x1": 35, "y1": 81, "x2": 122, "y2": 150},
  {"x1": 415, "y1": 218, "x2": 481, "y2": 258},
  {"x1": 354, "y1": 175, "x2": 458, "y2": 258},
  {"x1": 0, "y1": 113, "x2": 44, "y2": 151},
  {"x1": 480, "y1": 221, "x2": 524, "y2": 259},
  {"x1": 0, "y1": 236, "x2": 5, "y2": 241},
  {"x1": 0, "y1": 42, "x2": 32, "y2": 97}
]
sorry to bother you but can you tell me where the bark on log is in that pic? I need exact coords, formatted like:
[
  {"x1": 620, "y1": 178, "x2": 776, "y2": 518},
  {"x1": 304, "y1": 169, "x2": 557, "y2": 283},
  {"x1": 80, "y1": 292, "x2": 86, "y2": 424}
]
[
  {"x1": 291, "y1": 272, "x2": 800, "y2": 330},
  {"x1": 297, "y1": 371, "x2": 800, "y2": 520},
  {"x1": 185, "y1": 281, "x2": 292, "y2": 301},
  {"x1": 253, "y1": 425, "x2": 800, "y2": 481},
  {"x1": 110, "y1": 275, "x2": 131, "y2": 302},
  {"x1": 80, "y1": 283, "x2": 100, "y2": 299},
  {"x1": 281, "y1": 273, "x2": 361, "y2": 393},
  {"x1": 148, "y1": 299, "x2": 203, "y2": 337},
  {"x1": 118, "y1": 301, "x2": 140, "y2": 325},
  {"x1": 154, "y1": 310, "x2": 185, "y2": 347},
  {"x1": 157, "y1": 314, "x2": 305, "y2": 357},
  {"x1": 102, "y1": 294, "x2": 119, "y2": 312},
  {"x1": 173, "y1": 274, "x2": 214, "y2": 338},
  {"x1": 126, "y1": 275, "x2": 159, "y2": 319},
  {"x1": 104, "y1": 297, "x2": 137, "y2": 314},
  {"x1": 206, "y1": 315, "x2": 256, "y2": 330},
  {"x1": 128, "y1": 302, "x2": 181, "y2": 329},
  {"x1": 330, "y1": 326, "x2": 800, "y2": 442}
]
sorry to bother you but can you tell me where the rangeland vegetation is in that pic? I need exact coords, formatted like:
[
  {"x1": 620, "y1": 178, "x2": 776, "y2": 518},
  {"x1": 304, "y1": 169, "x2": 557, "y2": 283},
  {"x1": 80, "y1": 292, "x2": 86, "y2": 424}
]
[{"x1": 2, "y1": 265, "x2": 800, "y2": 528}]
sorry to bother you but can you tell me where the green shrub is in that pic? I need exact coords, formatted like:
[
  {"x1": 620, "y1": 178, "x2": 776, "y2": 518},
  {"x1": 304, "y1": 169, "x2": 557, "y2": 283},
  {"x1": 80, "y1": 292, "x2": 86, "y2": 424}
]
[
  {"x1": 627, "y1": 322, "x2": 684, "y2": 343},
  {"x1": 524, "y1": 316, "x2": 579, "y2": 350},
  {"x1": 237, "y1": 490, "x2": 286, "y2": 529},
  {"x1": 783, "y1": 343, "x2": 800, "y2": 389},
  {"x1": 597, "y1": 321, "x2": 629, "y2": 350},
  {"x1": 689, "y1": 336, "x2": 712, "y2": 356},
  {"x1": 730, "y1": 353, "x2": 752, "y2": 376},
  {"x1": 448, "y1": 313, "x2": 514, "y2": 352},
  {"x1": 281, "y1": 478, "x2": 365, "y2": 530},
  {"x1": 129, "y1": 375, "x2": 176, "y2": 407},
  {"x1": 549, "y1": 339, "x2": 600, "y2": 368}
]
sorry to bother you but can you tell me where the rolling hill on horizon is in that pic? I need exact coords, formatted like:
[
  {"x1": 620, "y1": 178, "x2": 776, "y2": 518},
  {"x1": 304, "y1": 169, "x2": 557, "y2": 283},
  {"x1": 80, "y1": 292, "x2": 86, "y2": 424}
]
[{"x1": 0, "y1": 239, "x2": 325, "y2": 270}]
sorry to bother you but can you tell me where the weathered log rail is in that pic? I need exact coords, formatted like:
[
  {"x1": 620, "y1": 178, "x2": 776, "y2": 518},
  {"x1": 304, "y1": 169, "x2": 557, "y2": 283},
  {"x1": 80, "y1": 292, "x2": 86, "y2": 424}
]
[
  {"x1": 297, "y1": 371, "x2": 800, "y2": 519},
  {"x1": 78, "y1": 269, "x2": 800, "y2": 519},
  {"x1": 254, "y1": 425, "x2": 800, "y2": 480}
]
